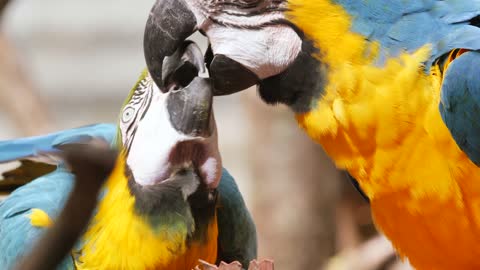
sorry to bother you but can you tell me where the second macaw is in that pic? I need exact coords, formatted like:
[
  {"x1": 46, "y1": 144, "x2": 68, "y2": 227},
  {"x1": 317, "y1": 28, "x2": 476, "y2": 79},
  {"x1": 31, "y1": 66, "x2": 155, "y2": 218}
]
[
  {"x1": 142, "y1": 0, "x2": 480, "y2": 269},
  {"x1": 0, "y1": 41, "x2": 256, "y2": 269}
]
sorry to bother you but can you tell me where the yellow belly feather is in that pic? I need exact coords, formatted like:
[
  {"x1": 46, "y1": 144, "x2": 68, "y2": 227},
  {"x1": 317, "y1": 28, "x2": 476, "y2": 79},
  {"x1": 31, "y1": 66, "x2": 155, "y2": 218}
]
[{"x1": 289, "y1": 0, "x2": 480, "y2": 269}]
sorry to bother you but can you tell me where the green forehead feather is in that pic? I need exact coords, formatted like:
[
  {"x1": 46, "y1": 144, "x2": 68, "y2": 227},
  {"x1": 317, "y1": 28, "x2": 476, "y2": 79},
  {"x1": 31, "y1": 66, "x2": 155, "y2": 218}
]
[
  {"x1": 121, "y1": 68, "x2": 150, "y2": 109},
  {"x1": 116, "y1": 68, "x2": 150, "y2": 147}
]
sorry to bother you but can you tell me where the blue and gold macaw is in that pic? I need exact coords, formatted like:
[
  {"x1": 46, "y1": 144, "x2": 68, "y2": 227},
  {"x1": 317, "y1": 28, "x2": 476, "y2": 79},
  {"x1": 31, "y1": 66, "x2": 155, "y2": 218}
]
[
  {"x1": 142, "y1": 0, "x2": 480, "y2": 269},
  {"x1": 0, "y1": 41, "x2": 256, "y2": 269}
]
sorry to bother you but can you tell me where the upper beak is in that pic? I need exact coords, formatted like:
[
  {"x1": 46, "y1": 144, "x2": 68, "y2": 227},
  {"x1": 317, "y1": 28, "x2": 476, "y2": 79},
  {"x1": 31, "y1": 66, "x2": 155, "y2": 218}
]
[{"x1": 144, "y1": 0, "x2": 197, "y2": 91}]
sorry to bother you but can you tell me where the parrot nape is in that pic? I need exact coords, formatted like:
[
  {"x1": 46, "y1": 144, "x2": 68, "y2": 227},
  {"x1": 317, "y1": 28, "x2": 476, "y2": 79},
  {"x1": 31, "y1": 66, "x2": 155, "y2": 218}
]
[
  {"x1": 143, "y1": 0, "x2": 480, "y2": 269},
  {"x1": 0, "y1": 41, "x2": 256, "y2": 269}
]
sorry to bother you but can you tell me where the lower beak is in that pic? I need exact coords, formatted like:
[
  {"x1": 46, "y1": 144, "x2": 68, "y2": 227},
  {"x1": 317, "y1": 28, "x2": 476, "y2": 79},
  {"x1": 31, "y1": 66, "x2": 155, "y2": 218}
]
[{"x1": 167, "y1": 77, "x2": 214, "y2": 137}]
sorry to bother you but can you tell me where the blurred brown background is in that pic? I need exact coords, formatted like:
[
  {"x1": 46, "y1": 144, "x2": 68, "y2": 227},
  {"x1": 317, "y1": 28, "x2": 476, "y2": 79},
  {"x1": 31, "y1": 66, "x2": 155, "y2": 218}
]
[{"x1": 0, "y1": 1, "x2": 411, "y2": 269}]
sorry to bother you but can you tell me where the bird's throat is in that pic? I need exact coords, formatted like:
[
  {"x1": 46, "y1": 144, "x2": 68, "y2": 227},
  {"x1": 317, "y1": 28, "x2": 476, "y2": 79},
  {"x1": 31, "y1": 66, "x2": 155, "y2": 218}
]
[{"x1": 74, "y1": 156, "x2": 218, "y2": 269}]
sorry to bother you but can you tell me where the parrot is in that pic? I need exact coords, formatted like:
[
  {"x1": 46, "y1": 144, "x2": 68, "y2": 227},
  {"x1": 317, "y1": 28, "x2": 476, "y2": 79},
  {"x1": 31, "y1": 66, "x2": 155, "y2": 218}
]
[
  {"x1": 0, "y1": 41, "x2": 257, "y2": 269},
  {"x1": 141, "y1": 0, "x2": 480, "y2": 269}
]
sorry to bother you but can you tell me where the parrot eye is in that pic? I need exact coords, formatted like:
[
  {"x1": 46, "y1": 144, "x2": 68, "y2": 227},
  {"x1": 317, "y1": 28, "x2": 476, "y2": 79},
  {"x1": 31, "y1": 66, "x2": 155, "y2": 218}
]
[{"x1": 122, "y1": 107, "x2": 136, "y2": 123}]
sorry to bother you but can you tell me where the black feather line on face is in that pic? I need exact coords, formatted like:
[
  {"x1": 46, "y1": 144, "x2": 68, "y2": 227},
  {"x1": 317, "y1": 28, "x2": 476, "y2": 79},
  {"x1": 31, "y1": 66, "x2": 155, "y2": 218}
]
[
  {"x1": 258, "y1": 38, "x2": 328, "y2": 112},
  {"x1": 122, "y1": 79, "x2": 155, "y2": 154},
  {"x1": 221, "y1": 7, "x2": 287, "y2": 17},
  {"x1": 208, "y1": 17, "x2": 294, "y2": 30},
  {"x1": 125, "y1": 164, "x2": 217, "y2": 244},
  {"x1": 203, "y1": 0, "x2": 287, "y2": 11}
]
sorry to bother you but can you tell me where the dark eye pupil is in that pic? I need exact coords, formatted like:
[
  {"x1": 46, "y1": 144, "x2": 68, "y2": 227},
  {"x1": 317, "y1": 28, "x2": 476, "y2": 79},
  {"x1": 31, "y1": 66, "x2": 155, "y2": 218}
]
[{"x1": 123, "y1": 109, "x2": 134, "y2": 122}]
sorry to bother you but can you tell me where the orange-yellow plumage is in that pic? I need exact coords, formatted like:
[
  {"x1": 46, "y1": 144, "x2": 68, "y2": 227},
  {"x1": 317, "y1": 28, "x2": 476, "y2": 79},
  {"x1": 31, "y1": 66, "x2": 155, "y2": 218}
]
[
  {"x1": 163, "y1": 219, "x2": 218, "y2": 270},
  {"x1": 288, "y1": 0, "x2": 480, "y2": 269}
]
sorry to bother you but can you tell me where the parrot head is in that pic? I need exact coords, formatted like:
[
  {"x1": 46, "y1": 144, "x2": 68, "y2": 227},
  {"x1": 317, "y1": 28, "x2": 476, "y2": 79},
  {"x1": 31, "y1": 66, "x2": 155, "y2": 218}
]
[
  {"x1": 143, "y1": 0, "x2": 326, "y2": 113},
  {"x1": 118, "y1": 41, "x2": 221, "y2": 215}
]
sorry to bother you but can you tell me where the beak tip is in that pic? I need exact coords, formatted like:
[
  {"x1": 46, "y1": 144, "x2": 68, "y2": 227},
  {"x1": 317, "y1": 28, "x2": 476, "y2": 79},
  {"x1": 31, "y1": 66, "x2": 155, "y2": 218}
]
[{"x1": 143, "y1": 0, "x2": 197, "y2": 89}]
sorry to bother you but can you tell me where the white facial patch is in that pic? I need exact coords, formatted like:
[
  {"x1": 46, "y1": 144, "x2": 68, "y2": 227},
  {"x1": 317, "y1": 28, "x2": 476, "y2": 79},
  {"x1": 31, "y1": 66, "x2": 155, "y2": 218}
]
[
  {"x1": 120, "y1": 74, "x2": 222, "y2": 188},
  {"x1": 201, "y1": 157, "x2": 218, "y2": 186},
  {"x1": 206, "y1": 25, "x2": 302, "y2": 79},
  {"x1": 184, "y1": 0, "x2": 301, "y2": 79},
  {"x1": 125, "y1": 84, "x2": 189, "y2": 186}
]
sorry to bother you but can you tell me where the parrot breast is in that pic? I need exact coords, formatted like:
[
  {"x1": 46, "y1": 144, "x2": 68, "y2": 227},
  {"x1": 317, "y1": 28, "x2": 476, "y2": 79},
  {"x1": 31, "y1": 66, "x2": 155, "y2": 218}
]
[
  {"x1": 289, "y1": 0, "x2": 480, "y2": 269},
  {"x1": 74, "y1": 155, "x2": 218, "y2": 270}
]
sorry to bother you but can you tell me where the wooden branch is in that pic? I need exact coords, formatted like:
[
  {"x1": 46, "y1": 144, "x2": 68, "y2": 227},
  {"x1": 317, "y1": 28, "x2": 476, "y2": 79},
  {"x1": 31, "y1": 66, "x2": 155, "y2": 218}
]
[
  {"x1": 13, "y1": 143, "x2": 117, "y2": 270},
  {"x1": 195, "y1": 259, "x2": 274, "y2": 270}
]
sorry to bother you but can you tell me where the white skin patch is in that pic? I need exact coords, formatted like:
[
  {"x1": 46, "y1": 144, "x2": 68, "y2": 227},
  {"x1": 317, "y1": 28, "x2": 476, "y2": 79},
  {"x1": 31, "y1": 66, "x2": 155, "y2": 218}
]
[
  {"x1": 184, "y1": 0, "x2": 301, "y2": 79},
  {"x1": 119, "y1": 74, "x2": 222, "y2": 188},
  {"x1": 206, "y1": 25, "x2": 302, "y2": 79},
  {"x1": 126, "y1": 90, "x2": 186, "y2": 186}
]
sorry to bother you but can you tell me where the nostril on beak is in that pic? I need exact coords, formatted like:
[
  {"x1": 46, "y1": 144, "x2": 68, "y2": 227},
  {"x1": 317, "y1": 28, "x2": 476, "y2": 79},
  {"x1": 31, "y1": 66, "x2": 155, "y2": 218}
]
[{"x1": 167, "y1": 77, "x2": 214, "y2": 137}]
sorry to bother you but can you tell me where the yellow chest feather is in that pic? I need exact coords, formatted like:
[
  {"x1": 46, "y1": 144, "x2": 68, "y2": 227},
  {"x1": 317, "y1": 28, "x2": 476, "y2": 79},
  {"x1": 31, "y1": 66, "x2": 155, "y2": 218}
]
[
  {"x1": 75, "y1": 157, "x2": 218, "y2": 270},
  {"x1": 289, "y1": 0, "x2": 480, "y2": 269}
]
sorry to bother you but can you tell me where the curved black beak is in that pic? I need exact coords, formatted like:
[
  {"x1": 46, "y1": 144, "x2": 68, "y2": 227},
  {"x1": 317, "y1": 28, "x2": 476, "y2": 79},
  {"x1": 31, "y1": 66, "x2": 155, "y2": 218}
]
[
  {"x1": 164, "y1": 41, "x2": 213, "y2": 137},
  {"x1": 144, "y1": 0, "x2": 197, "y2": 91}
]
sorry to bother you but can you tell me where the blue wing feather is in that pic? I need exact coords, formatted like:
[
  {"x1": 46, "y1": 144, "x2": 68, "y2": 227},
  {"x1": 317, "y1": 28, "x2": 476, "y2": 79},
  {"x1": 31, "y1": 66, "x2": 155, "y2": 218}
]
[
  {"x1": 0, "y1": 169, "x2": 75, "y2": 269},
  {"x1": 0, "y1": 123, "x2": 117, "y2": 163},
  {"x1": 439, "y1": 51, "x2": 480, "y2": 165},
  {"x1": 216, "y1": 169, "x2": 257, "y2": 267},
  {"x1": 335, "y1": 0, "x2": 480, "y2": 68},
  {"x1": 0, "y1": 124, "x2": 117, "y2": 269}
]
